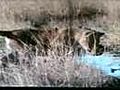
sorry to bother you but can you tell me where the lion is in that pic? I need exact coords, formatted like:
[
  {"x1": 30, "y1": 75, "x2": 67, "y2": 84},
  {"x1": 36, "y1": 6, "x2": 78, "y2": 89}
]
[
  {"x1": 0, "y1": 26, "x2": 105, "y2": 56},
  {"x1": 0, "y1": 26, "x2": 105, "y2": 67},
  {"x1": 73, "y1": 27, "x2": 105, "y2": 56}
]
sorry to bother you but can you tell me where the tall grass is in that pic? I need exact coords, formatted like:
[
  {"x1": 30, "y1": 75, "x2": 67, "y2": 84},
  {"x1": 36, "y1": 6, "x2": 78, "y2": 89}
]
[
  {"x1": 0, "y1": 0, "x2": 120, "y2": 87},
  {"x1": 0, "y1": 46, "x2": 111, "y2": 87},
  {"x1": 0, "y1": 36, "x2": 119, "y2": 87}
]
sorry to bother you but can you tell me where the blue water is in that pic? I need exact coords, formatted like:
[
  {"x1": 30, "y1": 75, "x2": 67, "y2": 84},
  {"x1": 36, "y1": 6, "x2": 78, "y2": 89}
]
[{"x1": 77, "y1": 53, "x2": 120, "y2": 79}]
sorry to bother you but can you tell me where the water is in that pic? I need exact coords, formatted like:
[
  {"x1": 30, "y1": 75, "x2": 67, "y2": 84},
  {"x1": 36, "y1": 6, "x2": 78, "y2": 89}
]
[{"x1": 77, "y1": 53, "x2": 120, "y2": 79}]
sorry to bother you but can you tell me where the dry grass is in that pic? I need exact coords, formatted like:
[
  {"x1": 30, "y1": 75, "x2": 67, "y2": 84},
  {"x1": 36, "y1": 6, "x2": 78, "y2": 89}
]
[
  {"x1": 0, "y1": 40, "x2": 119, "y2": 87},
  {"x1": 0, "y1": 0, "x2": 119, "y2": 31},
  {"x1": 0, "y1": 0, "x2": 120, "y2": 87},
  {"x1": 0, "y1": 47, "x2": 111, "y2": 87}
]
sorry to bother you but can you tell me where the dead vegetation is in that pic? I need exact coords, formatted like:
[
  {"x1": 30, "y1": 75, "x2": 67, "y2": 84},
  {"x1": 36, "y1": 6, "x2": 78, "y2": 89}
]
[{"x1": 0, "y1": 0, "x2": 120, "y2": 87}]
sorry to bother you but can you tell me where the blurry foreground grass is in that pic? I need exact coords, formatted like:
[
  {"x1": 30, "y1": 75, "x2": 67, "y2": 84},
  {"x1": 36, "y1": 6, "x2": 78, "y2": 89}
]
[
  {"x1": 0, "y1": 41, "x2": 119, "y2": 87},
  {"x1": 0, "y1": 49, "x2": 112, "y2": 87}
]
